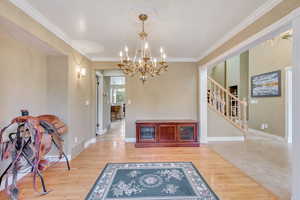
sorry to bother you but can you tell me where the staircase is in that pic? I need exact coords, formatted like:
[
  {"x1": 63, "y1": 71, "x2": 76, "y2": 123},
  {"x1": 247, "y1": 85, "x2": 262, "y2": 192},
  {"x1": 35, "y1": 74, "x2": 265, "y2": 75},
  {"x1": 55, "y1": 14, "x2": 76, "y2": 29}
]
[{"x1": 207, "y1": 77, "x2": 248, "y2": 132}]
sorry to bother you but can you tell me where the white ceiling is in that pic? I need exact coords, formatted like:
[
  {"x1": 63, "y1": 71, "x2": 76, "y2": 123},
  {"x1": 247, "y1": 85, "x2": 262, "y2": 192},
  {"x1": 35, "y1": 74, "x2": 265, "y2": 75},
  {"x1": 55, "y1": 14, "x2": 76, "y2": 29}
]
[{"x1": 18, "y1": 0, "x2": 277, "y2": 61}]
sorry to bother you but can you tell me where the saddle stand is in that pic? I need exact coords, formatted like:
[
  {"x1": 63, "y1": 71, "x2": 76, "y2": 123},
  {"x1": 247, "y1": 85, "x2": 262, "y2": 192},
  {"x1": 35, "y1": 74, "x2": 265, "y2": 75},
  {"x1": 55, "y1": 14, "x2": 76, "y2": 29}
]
[{"x1": 0, "y1": 123, "x2": 70, "y2": 194}]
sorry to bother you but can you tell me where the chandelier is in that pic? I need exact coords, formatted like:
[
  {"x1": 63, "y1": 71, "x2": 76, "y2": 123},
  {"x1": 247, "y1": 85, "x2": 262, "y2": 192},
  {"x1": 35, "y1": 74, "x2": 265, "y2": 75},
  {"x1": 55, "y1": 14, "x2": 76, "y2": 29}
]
[{"x1": 118, "y1": 14, "x2": 168, "y2": 83}]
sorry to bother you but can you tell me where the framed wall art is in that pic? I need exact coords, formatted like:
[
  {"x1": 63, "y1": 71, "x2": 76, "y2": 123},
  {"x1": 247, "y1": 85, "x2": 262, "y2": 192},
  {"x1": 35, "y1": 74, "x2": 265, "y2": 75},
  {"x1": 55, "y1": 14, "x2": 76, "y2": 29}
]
[{"x1": 251, "y1": 70, "x2": 281, "y2": 97}]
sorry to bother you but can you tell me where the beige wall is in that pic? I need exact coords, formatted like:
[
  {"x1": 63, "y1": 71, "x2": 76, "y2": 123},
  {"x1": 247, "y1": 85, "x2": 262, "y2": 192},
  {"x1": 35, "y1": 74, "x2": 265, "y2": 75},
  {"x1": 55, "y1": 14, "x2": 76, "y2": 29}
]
[
  {"x1": 208, "y1": 109, "x2": 244, "y2": 137},
  {"x1": 47, "y1": 56, "x2": 69, "y2": 122},
  {"x1": 47, "y1": 56, "x2": 69, "y2": 153},
  {"x1": 125, "y1": 62, "x2": 198, "y2": 138},
  {"x1": 93, "y1": 61, "x2": 119, "y2": 70},
  {"x1": 240, "y1": 51, "x2": 249, "y2": 101},
  {"x1": 210, "y1": 62, "x2": 226, "y2": 87},
  {"x1": 0, "y1": 28, "x2": 48, "y2": 127},
  {"x1": 248, "y1": 37, "x2": 292, "y2": 137},
  {"x1": 67, "y1": 55, "x2": 94, "y2": 157}
]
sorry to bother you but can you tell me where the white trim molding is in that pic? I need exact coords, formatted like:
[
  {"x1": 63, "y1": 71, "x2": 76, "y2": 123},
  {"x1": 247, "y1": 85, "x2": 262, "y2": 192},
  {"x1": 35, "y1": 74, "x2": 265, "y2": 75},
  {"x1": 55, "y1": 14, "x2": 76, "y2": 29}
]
[
  {"x1": 46, "y1": 154, "x2": 72, "y2": 162},
  {"x1": 91, "y1": 56, "x2": 197, "y2": 62},
  {"x1": 199, "y1": 66, "x2": 208, "y2": 144},
  {"x1": 84, "y1": 137, "x2": 97, "y2": 149},
  {"x1": 196, "y1": 0, "x2": 283, "y2": 62},
  {"x1": 97, "y1": 128, "x2": 107, "y2": 136},
  {"x1": 124, "y1": 138, "x2": 136, "y2": 143},
  {"x1": 248, "y1": 128, "x2": 285, "y2": 142},
  {"x1": 207, "y1": 136, "x2": 245, "y2": 142},
  {"x1": 285, "y1": 67, "x2": 293, "y2": 144}
]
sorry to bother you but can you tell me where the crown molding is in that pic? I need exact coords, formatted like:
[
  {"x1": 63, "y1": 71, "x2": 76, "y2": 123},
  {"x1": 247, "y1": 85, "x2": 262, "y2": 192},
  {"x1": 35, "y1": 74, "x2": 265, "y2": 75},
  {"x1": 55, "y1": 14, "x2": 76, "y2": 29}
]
[
  {"x1": 8, "y1": 0, "x2": 89, "y2": 58},
  {"x1": 166, "y1": 57, "x2": 198, "y2": 62},
  {"x1": 91, "y1": 57, "x2": 120, "y2": 62},
  {"x1": 91, "y1": 56, "x2": 197, "y2": 62},
  {"x1": 196, "y1": 0, "x2": 283, "y2": 62}
]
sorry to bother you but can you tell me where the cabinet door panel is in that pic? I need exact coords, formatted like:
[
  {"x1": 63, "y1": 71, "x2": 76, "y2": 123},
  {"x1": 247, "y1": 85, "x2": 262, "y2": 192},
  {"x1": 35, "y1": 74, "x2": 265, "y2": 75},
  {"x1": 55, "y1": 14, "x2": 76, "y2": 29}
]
[
  {"x1": 178, "y1": 124, "x2": 196, "y2": 142},
  {"x1": 138, "y1": 124, "x2": 157, "y2": 143},
  {"x1": 159, "y1": 124, "x2": 177, "y2": 142}
]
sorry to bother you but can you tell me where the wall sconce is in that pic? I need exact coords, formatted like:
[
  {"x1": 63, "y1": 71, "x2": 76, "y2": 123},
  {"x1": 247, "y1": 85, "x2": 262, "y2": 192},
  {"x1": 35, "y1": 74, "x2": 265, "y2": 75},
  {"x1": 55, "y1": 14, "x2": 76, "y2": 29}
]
[{"x1": 76, "y1": 67, "x2": 87, "y2": 79}]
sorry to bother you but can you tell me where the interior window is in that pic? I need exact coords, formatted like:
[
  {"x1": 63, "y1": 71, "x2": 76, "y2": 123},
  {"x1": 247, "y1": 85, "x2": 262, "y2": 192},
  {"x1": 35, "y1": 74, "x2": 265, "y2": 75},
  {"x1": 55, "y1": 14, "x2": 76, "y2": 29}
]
[
  {"x1": 110, "y1": 76, "x2": 125, "y2": 105},
  {"x1": 110, "y1": 76, "x2": 125, "y2": 85}
]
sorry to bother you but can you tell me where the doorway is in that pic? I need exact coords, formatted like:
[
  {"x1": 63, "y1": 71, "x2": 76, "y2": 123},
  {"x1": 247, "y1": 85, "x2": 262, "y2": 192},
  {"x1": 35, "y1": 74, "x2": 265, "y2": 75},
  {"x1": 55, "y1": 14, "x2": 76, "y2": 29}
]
[
  {"x1": 96, "y1": 70, "x2": 126, "y2": 141},
  {"x1": 96, "y1": 72, "x2": 104, "y2": 135}
]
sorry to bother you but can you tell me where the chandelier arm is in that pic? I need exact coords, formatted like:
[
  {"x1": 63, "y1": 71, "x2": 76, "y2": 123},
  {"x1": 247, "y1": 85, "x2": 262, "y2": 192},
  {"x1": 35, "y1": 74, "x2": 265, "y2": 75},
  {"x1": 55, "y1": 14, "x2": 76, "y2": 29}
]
[{"x1": 117, "y1": 14, "x2": 167, "y2": 83}]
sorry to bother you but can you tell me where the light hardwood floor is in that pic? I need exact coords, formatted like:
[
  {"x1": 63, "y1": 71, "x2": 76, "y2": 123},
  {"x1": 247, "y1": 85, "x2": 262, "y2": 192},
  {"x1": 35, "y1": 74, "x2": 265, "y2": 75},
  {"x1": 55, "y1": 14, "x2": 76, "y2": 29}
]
[{"x1": 0, "y1": 122, "x2": 278, "y2": 200}]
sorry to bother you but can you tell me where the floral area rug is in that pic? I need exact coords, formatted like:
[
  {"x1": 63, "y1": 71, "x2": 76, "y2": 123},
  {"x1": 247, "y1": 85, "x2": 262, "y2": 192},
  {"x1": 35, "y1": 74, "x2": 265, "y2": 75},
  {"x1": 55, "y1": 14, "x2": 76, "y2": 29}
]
[{"x1": 85, "y1": 162, "x2": 219, "y2": 200}]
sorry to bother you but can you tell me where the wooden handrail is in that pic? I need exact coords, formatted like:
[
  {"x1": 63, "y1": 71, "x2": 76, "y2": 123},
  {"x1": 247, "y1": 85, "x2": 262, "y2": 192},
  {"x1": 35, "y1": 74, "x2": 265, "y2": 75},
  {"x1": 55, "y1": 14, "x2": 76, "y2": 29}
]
[
  {"x1": 208, "y1": 77, "x2": 247, "y2": 106},
  {"x1": 208, "y1": 76, "x2": 248, "y2": 132}
]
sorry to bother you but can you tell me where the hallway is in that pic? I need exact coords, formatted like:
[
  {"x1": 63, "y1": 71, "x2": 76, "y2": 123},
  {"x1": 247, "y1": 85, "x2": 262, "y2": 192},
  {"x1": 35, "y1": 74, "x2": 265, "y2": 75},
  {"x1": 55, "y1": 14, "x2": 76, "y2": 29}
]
[{"x1": 97, "y1": 120, "x2": 125, "y2": 142}]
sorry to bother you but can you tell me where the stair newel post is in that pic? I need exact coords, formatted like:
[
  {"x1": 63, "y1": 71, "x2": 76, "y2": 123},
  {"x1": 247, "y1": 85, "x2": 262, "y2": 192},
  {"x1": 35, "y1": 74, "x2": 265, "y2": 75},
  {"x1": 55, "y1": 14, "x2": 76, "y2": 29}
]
[{"x1": 243, "y1": 98, "x2": 248, "y2": 131}]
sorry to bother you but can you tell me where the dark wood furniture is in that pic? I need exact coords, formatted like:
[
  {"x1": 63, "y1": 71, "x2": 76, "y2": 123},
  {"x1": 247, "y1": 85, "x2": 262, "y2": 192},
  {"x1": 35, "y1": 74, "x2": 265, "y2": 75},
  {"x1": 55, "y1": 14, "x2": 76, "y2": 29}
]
[
  {"x1": 135, "y1": 120, "x2": 199, "y2": 148},
  {"x1": 111, "y1": 105, "x2": 123, "y2": 121}
]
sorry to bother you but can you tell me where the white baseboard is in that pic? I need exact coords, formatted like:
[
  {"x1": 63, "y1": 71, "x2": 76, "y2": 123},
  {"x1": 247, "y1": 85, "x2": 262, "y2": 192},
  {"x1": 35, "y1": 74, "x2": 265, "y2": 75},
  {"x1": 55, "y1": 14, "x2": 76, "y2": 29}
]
[
  {"x1": 248, "y1": 128, "x2": 285, "y2": 142},
  {"x1": 200, "y1": 137, "x2": 208, "y2": 144},
  {"x1": 46, "y1": 154, "x2": 72, "y2": 162},
  {"x1": 207, "y1": 136, "x2": 245, "y2": 142},
  {"x1": 124, "y1": 138, "x2": 136, "y2": 143},
  {"x1": 84, "y1": 137, "x2": 97, "y2": 149},
  {"x1": 96, "y1": 128, "x2": 107, "y2": 135}
]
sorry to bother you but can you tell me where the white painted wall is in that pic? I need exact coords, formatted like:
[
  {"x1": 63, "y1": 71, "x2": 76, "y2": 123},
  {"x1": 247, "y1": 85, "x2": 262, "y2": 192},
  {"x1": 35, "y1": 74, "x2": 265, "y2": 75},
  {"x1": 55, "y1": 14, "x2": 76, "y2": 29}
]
[
  {"x1": 199, "y1": 66, "x2": 208, "y2": 143},
  {"x1": 292, "y1": 14, "x2": 300, "y2": 200}
]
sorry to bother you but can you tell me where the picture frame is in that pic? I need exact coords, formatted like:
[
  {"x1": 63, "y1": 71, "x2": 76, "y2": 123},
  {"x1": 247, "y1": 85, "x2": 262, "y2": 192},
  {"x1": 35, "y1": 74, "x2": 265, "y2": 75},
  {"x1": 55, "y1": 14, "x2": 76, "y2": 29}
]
[{"x1": 251, "y1": 70, "x2": 281, "y2": 97}]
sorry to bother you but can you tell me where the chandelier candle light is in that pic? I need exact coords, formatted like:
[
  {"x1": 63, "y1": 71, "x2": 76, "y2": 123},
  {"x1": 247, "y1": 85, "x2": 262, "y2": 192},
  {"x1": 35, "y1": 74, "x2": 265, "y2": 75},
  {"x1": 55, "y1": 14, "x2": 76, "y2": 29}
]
[{"x1": 118, "y1": 14, "x2": 168, "y2": 83}]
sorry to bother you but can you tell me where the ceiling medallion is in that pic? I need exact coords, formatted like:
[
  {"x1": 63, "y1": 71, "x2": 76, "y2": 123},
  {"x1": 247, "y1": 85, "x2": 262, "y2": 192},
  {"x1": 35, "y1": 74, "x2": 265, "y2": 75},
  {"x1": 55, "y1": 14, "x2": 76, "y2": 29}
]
[{"x1": 118, "y1": 14, "x2": 168, "y2": 83}]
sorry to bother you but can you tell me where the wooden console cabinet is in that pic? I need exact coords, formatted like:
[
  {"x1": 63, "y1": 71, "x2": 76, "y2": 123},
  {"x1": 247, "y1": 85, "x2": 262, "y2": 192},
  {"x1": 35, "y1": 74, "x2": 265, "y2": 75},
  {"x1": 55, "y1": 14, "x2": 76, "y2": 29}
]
[{"x1": 135, "y1": 120, "x2": 199, "y2": 148}]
